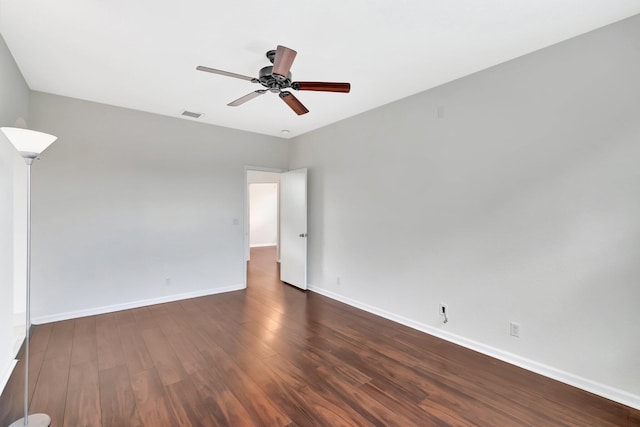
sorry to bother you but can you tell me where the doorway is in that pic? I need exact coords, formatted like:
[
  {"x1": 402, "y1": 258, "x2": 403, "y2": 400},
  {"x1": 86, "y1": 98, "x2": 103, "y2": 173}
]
[
  {"x1": 243, "y1": 166, "x2": 308, "y2": 290},
  {"x1": 244, "y1": 168, "x2": 284, "y2": 288}
]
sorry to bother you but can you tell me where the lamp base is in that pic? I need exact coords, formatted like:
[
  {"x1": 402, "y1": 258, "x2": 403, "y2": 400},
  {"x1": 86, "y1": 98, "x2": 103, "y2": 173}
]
[{"x1": 8, "y1": 413, "x2": 51, "y2": 426}]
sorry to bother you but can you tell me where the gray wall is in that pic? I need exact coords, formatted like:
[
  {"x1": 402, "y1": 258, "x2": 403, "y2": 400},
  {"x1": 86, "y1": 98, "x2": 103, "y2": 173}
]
[
  {"x1": 28, "y1": 92, "x2": 290, "y2": 321},
  {"x1": 0, "y1": 33, "x2": 30, "y2": 391},
  {"x1": 290, "y1": 15, "x2": 640, "y2": 404}
]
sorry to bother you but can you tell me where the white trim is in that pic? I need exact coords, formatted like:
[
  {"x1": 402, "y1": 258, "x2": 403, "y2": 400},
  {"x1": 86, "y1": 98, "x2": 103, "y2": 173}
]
[
  {"x1": 308, "y1": 284, "x2": 640, "y2": 411},
  {"x1": 250, "y1": 243, "x2": 277, "y2": 248},
  {"x1": 32, "y1": 284, "x2": 245, "y2": 324},
  {"x1": 0, "y1": 359, "x2": 17, "y2": 396}
]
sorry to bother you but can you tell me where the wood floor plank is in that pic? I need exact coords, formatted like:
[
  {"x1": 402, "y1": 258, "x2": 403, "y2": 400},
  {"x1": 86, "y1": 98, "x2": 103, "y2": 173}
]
[
  {"x1": 165, "y1": 329, "x2": 210, "y2": 374},
  {"x1": 70, "y1": 334, "x2": 97, "y2": 367},
  {"x1": 228, "y1": 327, "x2": 280, "y2": 360},
  {"x1": 118, "y1": 327, "x2": 154, "y2": 375},
  {"x1": 130, "y1": 368, "x2": 179, "y2": 427},
  {"x1": 263, "y1": 353, "x2": 377, "y2": 426},
  {"x1": 29, "y1": 323, "x2": 53, "y2": 354},
  {"x1": 344, "y1": 322, "x2": 611, "y2": 426},
  {"x1": 43, "y1": 320, "x2": 75, "y2": 361},
  {"x1": 63, "y1": 360, "x2": 102, "y2": 427},
  {"x1": 165, "y1": 378, "x2": 219, "y2": 427},
  {"x1": 140, "y1": 327, "x2": 188, "y2": 386},
  {"x1": 95, "y1": 313, "x2": 126, "y2": 371},
  {"x1": 154, "y1": 313, "x2": 183, "y2": 336},
  {"x1": 322, "y1": 320, "x2": 561, "y2": 425},
  {"x1": 215, "y1": 389, "x2": 258, "y2": 427},
  {"x1": 99, "y1": 365, "x2": 140, "y2": 427},
  {"x1": 29, "y1": 356, "x2": 71, "y2": 427},
  {"x1": 336, "y1": 322, "x2": 605, "y2": 426},
  {"x1": 305, "y1": 328, "x2": 432, "y2": 404},
  {"x1": 359, "y1": 380, "x2": 450, "y2": 426},
  {"x1": 132, "y1": 307, "x2": 159, "y2": 330},
  {"x1": 311, "y1": 364, "x2": 427, "y2": 427},
  {"x1": 265, "y1": 326, "x2": 372, "y2": 388},
  {"x1": 232, "y1": 349, "x2": 369, "y2": 427},
  {"x1": 417, "y1": 377, "x2": 525, "y2": 426},
  {"x1": 114, "y1": 309, "x2": 136, "y2": 327},
  {"x1": 73, "y1": 316, "x2": 96, "y2": 338},
  {"x1": 198, "y1": 345, "x2": 292, "y2": 426}
]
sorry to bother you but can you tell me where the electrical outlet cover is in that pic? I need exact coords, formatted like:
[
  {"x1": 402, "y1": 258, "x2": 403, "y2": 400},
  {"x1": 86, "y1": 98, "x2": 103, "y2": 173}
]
[{"x1": 510, "y1": 322, "x2": 520, "y2": 338}]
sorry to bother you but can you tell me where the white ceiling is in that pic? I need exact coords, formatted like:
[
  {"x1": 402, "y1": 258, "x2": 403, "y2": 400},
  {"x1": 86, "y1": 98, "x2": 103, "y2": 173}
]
[{"x1": 1, "y1": 1, "x2": 639, "y2": 139}]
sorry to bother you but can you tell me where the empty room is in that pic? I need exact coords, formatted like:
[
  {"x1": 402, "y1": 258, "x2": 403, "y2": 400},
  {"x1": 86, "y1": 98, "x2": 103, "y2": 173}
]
[{"x1": 1, "y1": 1, "x2": 640, "y2": 426}]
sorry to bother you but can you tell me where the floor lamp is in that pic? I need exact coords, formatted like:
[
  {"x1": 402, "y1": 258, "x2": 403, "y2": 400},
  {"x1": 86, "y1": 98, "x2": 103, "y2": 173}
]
[{"x1": 1, "y1": 127, "x2": 57, "y2": 427}]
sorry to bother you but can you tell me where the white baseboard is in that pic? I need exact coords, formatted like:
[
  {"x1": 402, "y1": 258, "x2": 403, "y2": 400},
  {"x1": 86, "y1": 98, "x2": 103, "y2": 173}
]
[
  {"x1": 1, "y1": 359, "x2": 17, "y2": 397},
  {"x1": 249, "y1": 243, "x2": 277, "y2": 248},
  {"x1": 308, "y1": 284, "x2": 640, "y2": 411},
  {"x1": 32, "y1": 284, "x2": 245, "y2": 324}
]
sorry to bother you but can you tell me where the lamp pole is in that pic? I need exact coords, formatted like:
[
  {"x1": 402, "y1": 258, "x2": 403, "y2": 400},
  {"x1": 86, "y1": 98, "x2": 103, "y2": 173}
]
[
  {"x1": 2, "y1": 127, "x2": 56, "y2": 427},
  {"x1": 9, "y1": 154, "x2": 50, "y2": 427}
]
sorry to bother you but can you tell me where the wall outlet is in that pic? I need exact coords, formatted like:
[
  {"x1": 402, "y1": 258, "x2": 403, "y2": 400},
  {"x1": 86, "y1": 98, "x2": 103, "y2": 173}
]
[
  {"x1": 165, "y1": 277, "x2": 171, "y2": 286},
  {"x1": 439, "y1": 303, "x2": 448, "y2": 317},
  {"x1": 336, "y1": 276, "x2": 341, "y2": 285},
  {"x1": 510, "y1": 322, "x2": 521, "y2": 338}
]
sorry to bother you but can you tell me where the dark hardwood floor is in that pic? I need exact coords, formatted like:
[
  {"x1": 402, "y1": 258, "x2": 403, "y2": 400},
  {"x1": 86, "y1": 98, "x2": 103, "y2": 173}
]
[{"x1": 1, "y1": 246, "x2": 639, "y2": 426}]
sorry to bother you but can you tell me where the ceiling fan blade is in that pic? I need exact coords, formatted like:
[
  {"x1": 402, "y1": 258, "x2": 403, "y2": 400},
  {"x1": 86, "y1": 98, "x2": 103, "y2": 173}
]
[
  {"x1": 272, "y1": 45, "x2": 297, "y2": 79},
  {"x1": 196, "y1": 66, "x2": 256, "y2": 82},
  {"x1": 279, "y1": 91, "x2": 309, "y2": 115},
  {"x1": 227, "y1": 90, "x2": 267, "y2": 107},
  {"x1": 292, "y1": 81, "x2": 351, "y2": 93}
]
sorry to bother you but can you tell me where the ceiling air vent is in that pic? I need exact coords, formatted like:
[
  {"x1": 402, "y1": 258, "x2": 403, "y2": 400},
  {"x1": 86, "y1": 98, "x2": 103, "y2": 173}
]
[{"x1": 181, "y1": 110, "x2": 203, "y2": 119}]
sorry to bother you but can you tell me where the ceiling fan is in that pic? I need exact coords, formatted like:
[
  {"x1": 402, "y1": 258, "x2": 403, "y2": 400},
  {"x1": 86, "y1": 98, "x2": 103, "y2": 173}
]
[{"x1": 196, "y1": 45, "x2": 351, "y2": 115}]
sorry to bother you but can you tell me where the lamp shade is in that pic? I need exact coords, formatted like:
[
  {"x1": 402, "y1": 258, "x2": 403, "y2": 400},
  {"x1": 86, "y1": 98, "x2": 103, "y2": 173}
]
[{"x1": 1, "y1": 127, "x2": 57, "y2": 158}]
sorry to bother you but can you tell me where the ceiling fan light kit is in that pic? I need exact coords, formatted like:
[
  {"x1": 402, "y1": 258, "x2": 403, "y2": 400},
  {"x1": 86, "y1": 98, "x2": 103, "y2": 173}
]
[{"x1": 197, "y1": 45, "x2": 351, "y2": 115}]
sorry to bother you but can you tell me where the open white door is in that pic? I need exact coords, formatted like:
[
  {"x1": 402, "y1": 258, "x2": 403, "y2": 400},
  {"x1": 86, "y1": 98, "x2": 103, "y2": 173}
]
[{"x1": 280, "y1": 168, "x2": 307, "y2": 290}]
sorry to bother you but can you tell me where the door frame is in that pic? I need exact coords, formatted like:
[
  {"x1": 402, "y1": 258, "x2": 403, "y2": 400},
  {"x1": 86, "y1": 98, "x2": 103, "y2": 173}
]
[{"x1": 243, "y1": 165, "x2": 287, "y2": 288}]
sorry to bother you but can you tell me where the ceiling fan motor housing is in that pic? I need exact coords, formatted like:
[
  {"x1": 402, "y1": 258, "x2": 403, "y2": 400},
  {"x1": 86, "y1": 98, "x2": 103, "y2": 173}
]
[{"x1": 259, "y1": 66, "x2": 292, "y2": 91}]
